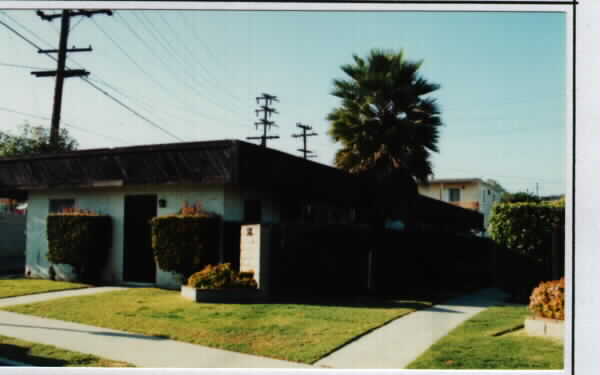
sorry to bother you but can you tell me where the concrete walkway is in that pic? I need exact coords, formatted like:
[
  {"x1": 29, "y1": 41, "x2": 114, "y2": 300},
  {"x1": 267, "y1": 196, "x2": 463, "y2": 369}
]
[
  {"x1": 0, "y1": 286, "x2": 128, "y2": 308},
  {"x1": 314, "y1": 288, "x2": 508, "y2": 369},
  {"x1": 0, "y1": 287, "x2": 310, "y2": 368}
]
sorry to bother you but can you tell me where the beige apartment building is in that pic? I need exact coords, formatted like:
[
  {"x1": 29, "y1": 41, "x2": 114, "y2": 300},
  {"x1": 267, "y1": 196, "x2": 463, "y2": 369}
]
[{"x1": 418, "y1": 178, "x2": 504, "y2": 232}]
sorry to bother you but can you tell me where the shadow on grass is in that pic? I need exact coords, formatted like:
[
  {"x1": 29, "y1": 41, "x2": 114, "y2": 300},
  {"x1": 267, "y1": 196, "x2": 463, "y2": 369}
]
[
  {"x1": 267, "y1": 296, "x2": 433, "y2": 310},
  {"x1": 0, "y1": 343, "x2": 67, "y2": 366},
  {"x1": 0, "y1": 323, "x2": 169, "y2": 340}
]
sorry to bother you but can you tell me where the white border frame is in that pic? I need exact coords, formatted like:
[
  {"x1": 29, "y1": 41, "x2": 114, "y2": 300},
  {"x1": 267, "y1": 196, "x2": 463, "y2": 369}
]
[{"x1": 0, "y1": 1, "x2": 588, "y2": 375}]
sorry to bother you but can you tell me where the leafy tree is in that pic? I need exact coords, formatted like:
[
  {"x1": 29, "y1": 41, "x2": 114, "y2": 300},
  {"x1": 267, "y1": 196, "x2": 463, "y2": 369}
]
[
  {"x1": 327, "y1": 49, "x2": 443, "y2": 183},
  {"x1": 0, "y1": 123, "x2": 78, "y2": 157},
  {"x1": 500, "y1": 191, "x2": 541, "y2": 203}
]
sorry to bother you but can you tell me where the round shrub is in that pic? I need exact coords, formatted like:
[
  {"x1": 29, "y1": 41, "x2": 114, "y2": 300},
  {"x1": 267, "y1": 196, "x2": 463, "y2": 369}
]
[
  {"x1": 187, "y1": 263, "x2": 257, "y2": 289},
  {"x1": 529, "y1": 278, "x2": 565, "y2": 320}
]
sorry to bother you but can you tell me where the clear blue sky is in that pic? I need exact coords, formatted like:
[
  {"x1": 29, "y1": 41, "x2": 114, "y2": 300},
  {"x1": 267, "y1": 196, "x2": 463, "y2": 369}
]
[{"x1": 0, "y1": 9, "x2": 567, "y2": 195}]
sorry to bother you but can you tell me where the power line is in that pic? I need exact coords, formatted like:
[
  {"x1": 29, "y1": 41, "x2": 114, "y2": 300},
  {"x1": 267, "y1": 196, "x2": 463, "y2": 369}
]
[
  {"x1": 132, "y1": 12, "x2": 246, "y2": 120},
  {"x1": 0, "y1": 17, "x2": 48, "y2": 51},
  {"x1": 80, "y1": 78, "x2": 183, "y2": 141},
  {"x1": 0, "y1": 61, "x2": 48, "y2": 70},
  {"x1": 92, "y1": 17, "x2": 221, "y2": 124},
  {"x1": 157, "y1": 12, "x2": 244, "y2": 106},
  {"x1": 177, "y1": 11, "x2": 238, "y2": 91},
  {"x1": 0, "y1": 14, "x2": 184, "y2": 143},
  {"x1": 0, "y1": 106, "x2": 129, "y2": 144},
  {"x1": 0, "y1": 11, "x2": 54, "y2": 49}
]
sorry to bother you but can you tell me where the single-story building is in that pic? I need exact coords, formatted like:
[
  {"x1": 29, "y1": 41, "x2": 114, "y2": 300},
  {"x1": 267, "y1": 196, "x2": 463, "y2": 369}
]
[
  {"x1": 0, "y1": 140, "x2": 364, "y2": 287},
  {"x1": 0, "y1": 139, "x2": 483, "y2": 288}
]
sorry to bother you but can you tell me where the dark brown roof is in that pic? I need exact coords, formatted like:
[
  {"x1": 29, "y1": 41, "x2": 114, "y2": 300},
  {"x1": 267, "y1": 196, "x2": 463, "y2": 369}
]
[
  {"x1": 0, "y1": 139, "x2": 482, "y2": 229},
  {"x1": 0, "y1": 139, "x2": 361, "y2": 201}
]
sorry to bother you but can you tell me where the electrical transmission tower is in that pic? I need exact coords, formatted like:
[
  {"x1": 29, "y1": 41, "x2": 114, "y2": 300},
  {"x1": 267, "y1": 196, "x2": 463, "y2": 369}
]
[
  {"x1": 292, "y1": 123, "x2": 317, "y2": 159},
  {"x1": 246, "y1": 93, "x2": 280, "y2": 147},
  {"x1": 32, "y1": 9, "x2": 113, "y2": 147}
]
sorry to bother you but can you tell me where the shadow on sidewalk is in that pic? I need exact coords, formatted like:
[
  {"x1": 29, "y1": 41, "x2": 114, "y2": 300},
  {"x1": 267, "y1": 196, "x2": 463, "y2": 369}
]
[{"x1": 0, "y1": 323, "x2": 169, "y2": 340}]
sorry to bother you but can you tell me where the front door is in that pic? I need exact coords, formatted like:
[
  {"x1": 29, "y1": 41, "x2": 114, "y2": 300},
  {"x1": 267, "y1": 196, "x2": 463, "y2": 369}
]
[{"x1": 123, "y1": 195, "x2": 157, "y2": 283}]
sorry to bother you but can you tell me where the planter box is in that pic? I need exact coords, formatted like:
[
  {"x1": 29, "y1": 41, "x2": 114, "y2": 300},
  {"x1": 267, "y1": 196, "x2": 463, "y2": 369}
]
[
  {"x1": 525, "y1": 317, "x2": 564, "y2": 339},
  {"x1": 181, "y1": 285, "x2": 265, "y2": 303}
]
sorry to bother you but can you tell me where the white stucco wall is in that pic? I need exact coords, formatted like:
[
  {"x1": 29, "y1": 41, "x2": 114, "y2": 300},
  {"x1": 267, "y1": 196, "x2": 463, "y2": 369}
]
[{"x1": 25, "y1": 184, "x2": 224, "y2": 288}]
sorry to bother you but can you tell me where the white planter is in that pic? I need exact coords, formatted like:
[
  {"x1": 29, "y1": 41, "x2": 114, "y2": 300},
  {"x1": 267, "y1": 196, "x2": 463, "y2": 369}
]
[{"x1": 525, "y1": 317, "x2": 564, "y2": 339}]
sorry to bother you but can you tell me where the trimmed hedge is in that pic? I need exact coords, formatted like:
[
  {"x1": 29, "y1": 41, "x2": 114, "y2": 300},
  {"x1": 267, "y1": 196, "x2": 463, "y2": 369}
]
[
  {"x1": 151, "y1": 214, "x2": 220, "y2": 279},
  {"x1": 489, "y1": 200, "x2": 565, "y2": 261},
  {"x1": 47, "y1": 212, "x2": 112, "y2": 281}
]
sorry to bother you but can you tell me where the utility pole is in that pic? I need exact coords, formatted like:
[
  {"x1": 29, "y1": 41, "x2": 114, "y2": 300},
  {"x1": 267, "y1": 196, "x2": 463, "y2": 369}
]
[
  {"x1": 246, "y1": 93, "x2": 279, "y2": 147},
  {"x1": 536, "y1": 182, "x2": 540, "y2": 197},
  {"x1": 292, "y1": 123, "x2": 317, "y2": 159},
  {"x1": 32, "y1": 9, "x2": 113, "y2": 147}
]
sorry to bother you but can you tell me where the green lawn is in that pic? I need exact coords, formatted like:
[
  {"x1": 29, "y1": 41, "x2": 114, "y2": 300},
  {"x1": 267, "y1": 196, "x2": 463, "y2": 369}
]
[
  {"x1": 407, "y1": 305, "x2": 564, "y2": 369},
  {"x1": 3, "y1": 288, "x2": 429, "y2": 364},
  {"x1": 0, "y1": 334, "x2": 133, "y2": 367},
  {"x1": 0, "y1": 279, "x2": 89, "y2": 299}
]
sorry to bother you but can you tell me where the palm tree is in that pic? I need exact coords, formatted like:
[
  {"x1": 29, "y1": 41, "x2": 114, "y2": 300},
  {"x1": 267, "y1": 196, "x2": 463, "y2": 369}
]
[{"x1": 327, "y1": 49, "x2": 442, "y2": 184}]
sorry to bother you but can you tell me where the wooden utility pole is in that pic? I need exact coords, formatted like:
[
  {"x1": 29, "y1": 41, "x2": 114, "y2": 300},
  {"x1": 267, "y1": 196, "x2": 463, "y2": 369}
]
[
  {"x1": 247, "y1": 93, "x2": 279, "y2": 147},
  {"x1": 33, "y1": 9, "x2": 112, "y2": 147},
  {"x1": 292, "y1": 123, "x2": 317, "y2": 159}
]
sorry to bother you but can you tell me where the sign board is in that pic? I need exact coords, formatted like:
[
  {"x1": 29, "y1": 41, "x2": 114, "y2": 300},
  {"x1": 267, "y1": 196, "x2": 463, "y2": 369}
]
[{"x1": 240, "y1": 224, "x2": 262, "y2": 288}]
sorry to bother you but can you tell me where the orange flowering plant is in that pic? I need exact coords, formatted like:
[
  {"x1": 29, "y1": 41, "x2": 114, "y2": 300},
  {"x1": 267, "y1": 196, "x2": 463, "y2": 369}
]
[{"x1": 528, "y1": 277, "x2": 565, "y2": 320}]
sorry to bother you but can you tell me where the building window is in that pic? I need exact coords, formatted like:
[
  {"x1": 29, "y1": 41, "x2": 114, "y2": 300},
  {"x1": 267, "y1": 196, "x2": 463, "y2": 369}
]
[
  {"x1": 448, "y1": 188, "x2": 461, "y2": 202},
  {"x1": 243, "y1": 200, "x2": 262, "y2": 223},
  {"x1": 49, "y1": 199, "x2": 75, "y2": 214}
]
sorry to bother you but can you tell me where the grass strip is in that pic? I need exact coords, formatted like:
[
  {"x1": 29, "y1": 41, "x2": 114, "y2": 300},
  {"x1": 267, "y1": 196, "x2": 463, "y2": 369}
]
[
  {"x1": 0, "y1": 334, "x2": 133, "y2": 367},
  {"x1": 4, "y1": 288, "x2": 428, "y2": 364},
  {"x1": 0, "y1": 279, "x2": 89, "y2": 299},
  {"x1": 407, "y1": 305, "x2": 564, "y2": 369}
]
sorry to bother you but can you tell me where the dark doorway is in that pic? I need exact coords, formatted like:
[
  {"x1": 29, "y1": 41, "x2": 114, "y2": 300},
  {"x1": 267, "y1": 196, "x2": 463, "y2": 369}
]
[{"x1": 123, "y1": 195, "x2": 157, "y2": 283}]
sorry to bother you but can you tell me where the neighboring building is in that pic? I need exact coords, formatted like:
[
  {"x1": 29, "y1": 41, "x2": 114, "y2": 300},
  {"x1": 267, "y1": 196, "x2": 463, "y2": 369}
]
[
  {"x1": 0, "y1": 139, "x2": 483, "y2": 288},
  {"x1": 418, "y1": 178, "x2": 504, "y2": 231}
]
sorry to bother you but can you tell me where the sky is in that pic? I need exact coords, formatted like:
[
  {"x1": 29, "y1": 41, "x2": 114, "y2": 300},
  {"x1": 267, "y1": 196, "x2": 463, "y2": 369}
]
[{"x1": 0, "y1": 8, "x2": 567, "y2": 195}]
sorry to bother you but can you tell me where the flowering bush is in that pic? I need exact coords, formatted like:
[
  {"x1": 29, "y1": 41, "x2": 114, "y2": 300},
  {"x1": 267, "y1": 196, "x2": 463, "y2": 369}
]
[
  {"x1": 529, "y1": 278, "x2": 565, "y2": 320},
  {"x1": 187, "y1": 263, "x2": 257, "y2": 289}
]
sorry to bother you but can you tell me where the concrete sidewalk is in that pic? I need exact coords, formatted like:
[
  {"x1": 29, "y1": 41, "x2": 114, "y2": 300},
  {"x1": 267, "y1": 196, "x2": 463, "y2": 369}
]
[
  {"x1": 314, "y1": 288, "x2": 508, "y2": 369},
  {"x1": 0, "y1": 287, "x2": 310, "y2": 368},
  {"x1": 0, "y1": 286, "x2": 129, "y2": 308}
]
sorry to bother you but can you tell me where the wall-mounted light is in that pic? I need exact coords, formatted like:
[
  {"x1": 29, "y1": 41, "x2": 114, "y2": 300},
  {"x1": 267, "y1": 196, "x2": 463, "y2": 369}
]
[{"x1": 158, "y1": 199, "x2": 167, "y2": 208}]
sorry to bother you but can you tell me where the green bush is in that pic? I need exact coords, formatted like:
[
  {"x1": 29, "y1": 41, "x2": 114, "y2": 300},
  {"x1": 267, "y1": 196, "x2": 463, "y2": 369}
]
[
  {"x1": 187, "y1": 263, "x2": 257, "y2": 289},
  {"x1": 151, "y1": 213, "x2": 220, "y2": 279},
  {"x1": 529, "y1": 278, "x2": 565, "y2": 320},
  {"x1": 46, "y1": 212, "x2": 112, "y2": 281},
  {"x1": 489, "y1": 200, "x2": 564, "y2": 261}
]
